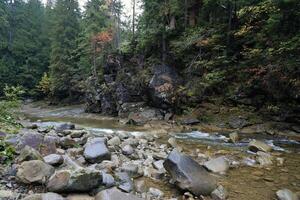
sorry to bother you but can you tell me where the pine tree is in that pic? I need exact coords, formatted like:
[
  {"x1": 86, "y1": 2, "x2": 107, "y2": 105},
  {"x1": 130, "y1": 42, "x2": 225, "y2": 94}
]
[{"x1": 49, "y1": 0, "x2": 80, "y2": 98}]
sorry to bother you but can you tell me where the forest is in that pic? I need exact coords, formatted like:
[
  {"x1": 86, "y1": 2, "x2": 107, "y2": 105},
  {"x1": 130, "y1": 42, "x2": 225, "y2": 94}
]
[{"x1": 0, "y1": 0, "x2": 299, "y2": 200}]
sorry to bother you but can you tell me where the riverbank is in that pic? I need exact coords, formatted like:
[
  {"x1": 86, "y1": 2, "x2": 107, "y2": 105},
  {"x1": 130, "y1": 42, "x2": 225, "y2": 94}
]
[{"x1": 0, "y1": 102, "x2": 299, "y2": 200}]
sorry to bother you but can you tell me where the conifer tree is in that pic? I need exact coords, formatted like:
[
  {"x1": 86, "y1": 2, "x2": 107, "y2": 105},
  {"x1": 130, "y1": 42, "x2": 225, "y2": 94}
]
[{"x1": 49, "y1": 0, "x2": 80, "y2": 98}]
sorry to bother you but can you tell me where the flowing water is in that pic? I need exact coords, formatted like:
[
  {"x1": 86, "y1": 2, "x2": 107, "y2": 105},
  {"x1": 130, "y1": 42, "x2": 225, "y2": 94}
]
[{"x1": 20, "y1": 102, "x2": 300, "y2": 200}]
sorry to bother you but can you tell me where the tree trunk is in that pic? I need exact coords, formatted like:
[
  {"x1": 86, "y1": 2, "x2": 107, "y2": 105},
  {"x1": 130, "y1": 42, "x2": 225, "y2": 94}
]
[{"x1": 170, "y1": 15, "x2": 176, "y2": 30}]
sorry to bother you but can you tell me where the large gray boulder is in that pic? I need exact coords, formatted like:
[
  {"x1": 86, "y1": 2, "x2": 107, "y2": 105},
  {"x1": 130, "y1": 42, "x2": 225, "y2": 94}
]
[
  {"x1": 47, "y1": 169, "x2": 102, "y2": 193},
  {"x1": 95, "y1": 188, "x2": 143, "y2": 200},
  {"x1": 163, "y1": 150, "x2": 217, "y2": 196},
  {"x1": 17, "y1": 130, "x2": 44, "y2": 150},
  {"x1": 16, "y1": 130, "x2": 57, "y2": 156},
  {"x1": 84, "y1": 138, "x2": 111, "y2": 163},
  {"x1": 17, "y1": 160, "x2": 54, "y2": 184}
]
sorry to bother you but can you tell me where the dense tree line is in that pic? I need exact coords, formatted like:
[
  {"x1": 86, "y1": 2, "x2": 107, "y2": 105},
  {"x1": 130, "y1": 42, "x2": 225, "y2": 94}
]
[{"x1": 0, "y1": 0, "x2": 299, "y2": 113}]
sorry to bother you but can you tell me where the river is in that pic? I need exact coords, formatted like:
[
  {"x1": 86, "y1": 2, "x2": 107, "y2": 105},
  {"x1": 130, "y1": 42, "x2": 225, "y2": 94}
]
[{"x1": 20, "y1": 102, "x2": 300, "y2": 200}]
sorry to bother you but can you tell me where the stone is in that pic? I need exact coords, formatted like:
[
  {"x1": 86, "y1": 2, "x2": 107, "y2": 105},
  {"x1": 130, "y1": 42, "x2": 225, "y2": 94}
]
[
  {"x1": 168, "y1": 137, "x2": 182, "y2": 152},
  {"x1": 47, "y1": 169, "x2": 102, "y2": 192},
  {"x1": 122, "y1": 145, "x2": 134, "y2": 156},
  {"x1": 121, "y1": 163, "x2": 139, "y2": 177},
  {"x1": 59, "y1": 137, "x2": 76, "y2": 149},
  {"x1": 17, "y1": 160, "x2": 54, "y2": 184},
  {"x1": 17, "y1": 130, "x2": 44, "y2": 150},
  {"x1": 164, "y1": 150, "x2": 217, "y2": 196},
  {"x1": 153, "y1": 160, "x2": 166, "y2": 172},
  {"x1": 17, "y1": 145, "x2": 43, "y2": 163},
  {"x1": 115, "y1": 172, "x2": 133, "y2": 193},
  {"x1": 180, "y1": 118, "x2": 200, "y2": 125},
  {"x1": 134, "y1": 179, "x2": 147, "y2": 193},
  {"x1": 70, "y1": 130, "x2": 87, "y2": 138},
  {"x1": 66, "y1": 194, "x2": 94, "y2": 200},
  {"x1": 23, "y1": 193, "x2": 65, "y2": 200},
  {"x1": 211, "y1": 185, "x2": 228, "y2": 200},
  {"x1": 102, "y1": 172, "x2": 115, "y2": 187},
  {"x1": 55, "y1": 123, "x2": 75, "y2": 133},
  {"x1": 249, "y1": 140, "x2": 272, "y2": 152},
  {"x1": 42, "y1": 135, "x2": 58, "y2": 155},
  {"x1": 229, "y1": 132, "x2": 239, "y2": 143},
  {"x1": 148, "y1": 187, "x2": 164, "y2": 198},
  {"x1": 0, "y1": 131, "x2": 7, "y2": 139},
  {"x1": 0, "y1": 190, "x2": 16, "y2": 200},
  {"x1": 67, "y1": 148, "x2": 84, "y2": 158},
  {"x1": 108, "y1": 136, "x2": 121, "y2": 146},
  {"x1": 204, "y1": 157, "x2": 229, "y2": 173},
  {"x1": 44, "y1": 154, "x2": 63, "y2": 166},
  {"x1": 95, "y1": 188, "x2": 143, "y2": 200},
  {"x1": 256, "y1": 151, "x2": 273, "y2": 166},
  {"x1": 276, "y1": 189, "x2": 298, "y2": 200},
  {"x1": 84, "y1": 138, "x2": 111, "y2": 163}
]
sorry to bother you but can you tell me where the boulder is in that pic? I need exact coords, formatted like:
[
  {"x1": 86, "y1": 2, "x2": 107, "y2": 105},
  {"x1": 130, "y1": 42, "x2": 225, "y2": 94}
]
[
  {"x1": 70, "y1": 130, "x2": 87, "y2": 138},
  {"x1": 23, "y1": 193, "x2": 65, "y2": 200},
  {"x1": 120, "y1": 163, "x2": 139, "y2": 177},
  {"x1": 17, "y1": 160, "x2": 54, "y2": 184},
  {"x1": 102, "y1": 172, "x2": 115, "y2": 187},
  {"x1": 47, "y1": 169, "x2": 102, "y2": 193},
  {"x1": 66, "y1": 194, "x2": 94, "y2": 200},
  {"x1": 122, "y1": 145, "x2": 134, "y2": 156},
  {"x1": 180, "y1": 118, "x2": 200, "y2": 125},
  {"x1": 44, "y1": 154, "x2": 63, "y2": 166},
  {"x1": 95, "y1": 188, "x2": 143, "y2": 200},
  {"x1": 84, "y1": 138, "x2": 111, "y2": 163},
  {"x1": 59, "y1": 137, "x2": 76, "y2": 149},
  {"x1": 115, "y1": 172, "x2": 133, "y2": 193},
  {"x1": 148, "y1": 188, "x2": 164, "y2": 198},
  {"x1": 108, "y1": 136, "x2": 121, "y2": 147},
  {"x1": 256, "y1": 151, "x2": 273, "y2": 166},
  {"x1": 249, "y1": 140, "x2": 272, "y2": 152},
  {"x1": 229, "y1": 132, "x2": 239, "y2": 143},
  {"x1": 204, "y1": 157, "x2": 229, "y2": 173},
  {"x1": 55, "y1": 123, "x2": 75, "y2": 133},
  {"x1": 17, "y1": 145, "x2": 43, "y2": 163},
  {"x1": 163, "y1": 150, "x2": 217, "y2": 196},
  {"x1": 17, "y1": 130, "x2": 44, "y2": 150},
  {"x1": 276, "y1": 189, "x2": 298, "y2": 200}
]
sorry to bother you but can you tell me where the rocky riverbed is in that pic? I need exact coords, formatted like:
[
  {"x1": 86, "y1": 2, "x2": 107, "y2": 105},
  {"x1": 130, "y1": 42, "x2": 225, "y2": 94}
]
[{"x1": 0, "y1": 103, "x2": 299, "y2": 200}]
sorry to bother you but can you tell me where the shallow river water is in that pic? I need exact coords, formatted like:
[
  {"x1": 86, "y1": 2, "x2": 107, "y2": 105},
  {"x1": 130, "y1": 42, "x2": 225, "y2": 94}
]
[{"x1": 20, "y1": 103, "x2": 300, "y2": 200}]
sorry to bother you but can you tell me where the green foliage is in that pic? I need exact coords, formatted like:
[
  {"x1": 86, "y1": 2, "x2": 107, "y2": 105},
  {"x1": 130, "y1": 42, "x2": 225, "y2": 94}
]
[
  {"x1": 0, "y1": 141, "x2": 16, "y2": 165},
  {"x1": 3, "y1": 85, "x2": 25, "y2": 101},
  {"x1": 0, "y1": 85, "x2": 22, "y2": 133},
  {"x1": 36, "y1": 73, "x2": 51, "y2": 96}
]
